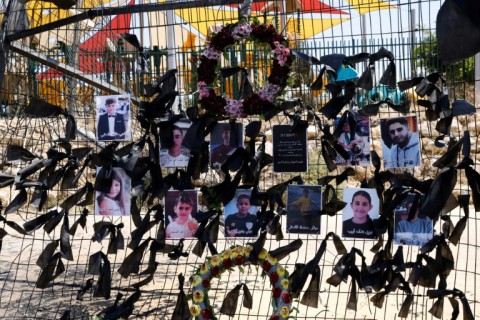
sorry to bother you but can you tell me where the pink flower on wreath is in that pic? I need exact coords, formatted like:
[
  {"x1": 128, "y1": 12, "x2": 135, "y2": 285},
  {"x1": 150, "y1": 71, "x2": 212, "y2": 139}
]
[
  {"x1": 258, "y1": 83, "x2": 282, "y2": 103},
  {"x1": 197, "y1": 81, "x2": 210, "y2": 100},
  {"x1": 232, "y1": 22, "x2": 253, "y2": 41},
  {"x1": 203, "y1": 46, "x2": 222, "y2": 60},
  {"x1": 224, "y1": 98, "x2": 246, "y2": 118},
  {"x1": 272, "y1": 41, "x2": 291, "y2": 67}
]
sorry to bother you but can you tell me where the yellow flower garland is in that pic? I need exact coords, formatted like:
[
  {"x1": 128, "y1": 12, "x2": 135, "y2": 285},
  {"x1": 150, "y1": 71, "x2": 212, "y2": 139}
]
[{"x1": 189, "y1": 245, "x2": 293, "y2": 320}]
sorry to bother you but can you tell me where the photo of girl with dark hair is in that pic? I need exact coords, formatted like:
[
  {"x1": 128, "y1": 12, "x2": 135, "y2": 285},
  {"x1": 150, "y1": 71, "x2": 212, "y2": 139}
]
[
  {"x1": 342, "y1": 188, "x2": 379, "y2": 239},
  {"x1": 95, "y1": 167, "x2": 130, "y2": 216}
]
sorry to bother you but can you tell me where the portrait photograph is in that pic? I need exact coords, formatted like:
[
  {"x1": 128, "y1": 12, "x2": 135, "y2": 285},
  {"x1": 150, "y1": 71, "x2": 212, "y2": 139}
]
[
  {"x1": 224, "y1": 189, "x2": 258, "y2": 238},
  {"x1": 165, "y1": 190, "x2": 199, "y2": 239},
  {"x1": 210, "y1": 123, "x2": 244, "y2": 170},
  {"x1": 380, "y1": 115, "x2": 421, "y2": 168},
  {"x1": 394, "y1": 193, "x2": 433, "y2": 246},
  {"x1": 342, "y1": 188, "x2": 379, "y2": 239},
  {"x1": 95, "y1": 166, "x2": 131, "y2": 216},
  {"x1": 334, "y1": 115, "x2": 371, "y2": 166},
  {"x1": 160, "y1": 119, "x2": 192, "y2": 168},
  {"x1": 286, "y1": 185, "x2": 322, "y2": 234},
  {"x1": 95, "y1": 94, "x2": 131, "y2": 141}
]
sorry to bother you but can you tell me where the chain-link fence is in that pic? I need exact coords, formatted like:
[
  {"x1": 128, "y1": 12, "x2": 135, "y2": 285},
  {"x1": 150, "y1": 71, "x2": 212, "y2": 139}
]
[{"x1": 0, "y1": 0, "x2": 479, "y2": 319}]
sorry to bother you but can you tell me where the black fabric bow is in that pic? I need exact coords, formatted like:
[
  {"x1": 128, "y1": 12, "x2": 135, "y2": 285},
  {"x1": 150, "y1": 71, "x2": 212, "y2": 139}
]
[
  {"x1": 97, "y1": 289, "x2": 141, "y2": 319},
  {"x1": 25, "y1": 98, "x2": 76, "y2": 140},
  {"x1": 321, "y1": 185, "x2": 347, "y2": 216},
  {"x1": 220, "y1": 66, "x2": 253, "y2": 99},
  {"x1": 421, "y1": 167, "x2": 457, "y2": 220},
  {"x1": 172, "y1": 273, "x2": 190, "y2": 319},
  {"x1": 76, "y1": 278, "x2": 94, "y2": 301},
  {"x1": 448, "y1": 194, "x2": 469, "y2": 245},
  {"x1": 92, "y1": 221, "x2": 125, "y2": 255},
  {"x1": 327, "y1": 248, "x2": 376, "y2": 310},
  {"x1": 321, "y1": 124, "x2": 350, "y2": 172},
  {"x1": 357, "y1": 47, "x2": 396, "y2": 90},
  {"x1": 220, "y1": 283, "x2": 253, "y2": 316},
  {"x1": 269, "y1": 239, "x2": 303, "y2": 261},
  {"x1": 88, "y1": 251, "x2": 112, "y2": 299},
  {"x1": 144, "y1": 69, "x2": 178, "y2": 98},
  {"x1": 192, "y1": 212, "x2": 220, "y2": 257},
  {"x1": 0, "y1": 197, "x2": 26, "y2": 235},
  {"x1": 358, "y1": 98, "x2": 410, "y2": 116},
  {"x1": 292, "y1": 50, "x2": 369, "y2": 90},
  {"x1": 69, "y1": 208, "x2": 89, "y2": 236},
  {"x1": 36, "y1": 246, "x2": 65, "y2": 289},
  {"x1": 6, "y1": 144, "x2": 38, "y2": 162},
  {"x1": 291, "y1": 233, "x2": 346, "y2": 307},
  {"x1": 427, "y1": 288, "x2": 474, "y2": 320},
  {"x1": 118, "y1": 33, "x2": 149, "y2": 74},
  {"x1": 321, "y1": 81, "x2": 356, "y2": 119}
]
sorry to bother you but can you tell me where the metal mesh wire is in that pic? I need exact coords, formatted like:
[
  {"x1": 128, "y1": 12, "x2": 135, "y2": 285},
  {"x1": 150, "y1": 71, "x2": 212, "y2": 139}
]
[{"x1": 0, "y1": 0, "x2": 479, "y2": 319}]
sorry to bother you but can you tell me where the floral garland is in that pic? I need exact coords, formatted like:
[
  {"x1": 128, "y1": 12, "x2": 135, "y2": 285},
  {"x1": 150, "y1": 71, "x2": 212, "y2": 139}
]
[
  {"x1": 189, "y1": 245, "x2": 293, "y2": 320},
  {"x1": 197, "y1": 21, "x2": 293, "y2": 118}
]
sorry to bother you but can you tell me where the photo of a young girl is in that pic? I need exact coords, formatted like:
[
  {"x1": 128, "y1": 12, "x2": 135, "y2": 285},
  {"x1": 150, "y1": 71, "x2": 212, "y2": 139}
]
[
  {"x1": 95, "y1": 167, "x2": 131, "y2": 216},
  {"x1": 342, "y1": 188, "x2": 379, "y2": 239}
]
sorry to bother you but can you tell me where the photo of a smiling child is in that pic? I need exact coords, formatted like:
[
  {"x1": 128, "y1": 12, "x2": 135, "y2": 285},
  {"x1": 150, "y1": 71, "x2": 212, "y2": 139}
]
[
  {"x1": 223, "y1": 189, "x2": 258, "y2": 238},
  {"x1": 342, "y1": 188, "x2": 379, "y2": 239}
]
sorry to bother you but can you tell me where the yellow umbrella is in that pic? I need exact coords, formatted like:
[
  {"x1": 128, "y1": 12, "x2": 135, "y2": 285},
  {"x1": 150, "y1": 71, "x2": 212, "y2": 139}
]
[
  {"x1": 173, "y1": 4, "x2": 239, "y2": 39},
  {"x1": 24, "y1": 0, "x2": 115, "y2": 50},
  {"x1": 345, "y1": 0, "x2": 394, "y2": 15},
  {"x1": 170, "y1": 1, "x2": 349, "y2": 41}
]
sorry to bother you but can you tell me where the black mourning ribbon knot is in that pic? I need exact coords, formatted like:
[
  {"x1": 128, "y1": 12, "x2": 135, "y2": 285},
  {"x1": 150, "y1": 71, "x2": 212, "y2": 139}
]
[
  {"x1": 291, "y1": 233, "x2": 346, "y2": 307},
  {"x1": 172, "y1": 273, "x2": 191, "y2": 320}
]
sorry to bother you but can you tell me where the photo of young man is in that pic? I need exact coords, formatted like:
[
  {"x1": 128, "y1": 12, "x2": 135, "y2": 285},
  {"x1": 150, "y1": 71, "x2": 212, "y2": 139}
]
[
  {"x1": 210, "y1": 123, "x2": 243, "y2": 169},
  {"x1": 160, "y1": 120, "x2": 192, "y2": 167},
  {"x1": 380, "y1": 116, "x2": 421, "y2": 168},
  {"x1": 394, "y1": 194, "x2": 433, "y2": 246}
]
